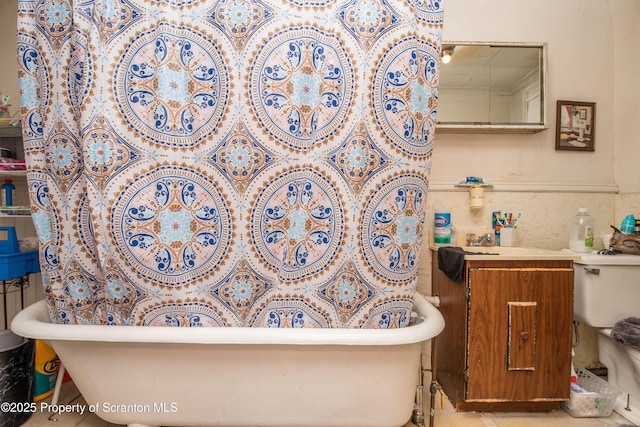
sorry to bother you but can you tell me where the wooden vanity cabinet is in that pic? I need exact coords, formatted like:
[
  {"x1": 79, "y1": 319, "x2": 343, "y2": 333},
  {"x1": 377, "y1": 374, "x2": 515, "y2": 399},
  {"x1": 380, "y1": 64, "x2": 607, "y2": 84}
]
[{"x1": 432, "y1": 251, "x2": 575, "y2": 411}]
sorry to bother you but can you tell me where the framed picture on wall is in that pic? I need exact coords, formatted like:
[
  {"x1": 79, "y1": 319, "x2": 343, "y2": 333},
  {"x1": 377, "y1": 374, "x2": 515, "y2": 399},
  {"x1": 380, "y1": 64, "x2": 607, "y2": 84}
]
[{"x1": 555, "y1": 101, "x2": 596, "y2": 151}]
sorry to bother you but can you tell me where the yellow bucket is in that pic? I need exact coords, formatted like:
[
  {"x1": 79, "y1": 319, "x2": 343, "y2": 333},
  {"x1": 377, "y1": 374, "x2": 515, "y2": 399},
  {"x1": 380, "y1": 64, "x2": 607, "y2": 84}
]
[{"x1": 34, "y1": 339, "x2": 59, "y2": 401}]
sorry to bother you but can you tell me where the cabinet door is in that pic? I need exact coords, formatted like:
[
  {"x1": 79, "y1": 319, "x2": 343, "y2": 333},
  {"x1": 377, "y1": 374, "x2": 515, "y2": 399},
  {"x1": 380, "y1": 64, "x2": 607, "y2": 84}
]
[{"x1": 466, "y1": 267, "x2": 573, "y2": 402}]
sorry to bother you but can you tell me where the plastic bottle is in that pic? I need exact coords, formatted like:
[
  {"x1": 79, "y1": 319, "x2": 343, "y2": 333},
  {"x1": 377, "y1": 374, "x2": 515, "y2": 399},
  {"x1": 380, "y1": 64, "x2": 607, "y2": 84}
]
[
  {"x1": 434, "y1": 210, "x2": 451, "y2": 245},
  {"x1": 621, "y1": 214, "x2": 635, "y2": 234},
  {"x1": 1, "y1": 179, "x2": 14, "y2": 207},
  {"x1": 450, "y1": 224, "x2": 458, "y2": 246},
  {"x1": 569, "y1": 207, "x2": 594, "y2": 253},
  {"x1": 34, "y1": 339, "x2": 60, "y2": 401}
]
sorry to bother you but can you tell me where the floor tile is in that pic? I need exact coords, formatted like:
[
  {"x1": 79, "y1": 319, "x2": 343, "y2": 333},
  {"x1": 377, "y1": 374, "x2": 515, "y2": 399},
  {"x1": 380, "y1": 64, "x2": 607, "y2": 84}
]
[{"x1": 22, "y1": 380, "x2": 637, "y2": 427}]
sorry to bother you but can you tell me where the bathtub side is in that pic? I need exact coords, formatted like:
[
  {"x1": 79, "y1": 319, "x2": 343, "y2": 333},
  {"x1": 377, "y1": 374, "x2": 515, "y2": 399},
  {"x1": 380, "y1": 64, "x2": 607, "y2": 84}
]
[
  {"x1": 10, "y1": 294, "x2": 444, "y2": 427},
  {"x1": 49, "y1": 339, "x2": 423, "y2": 427},
  {"x1": 11, "y1": 294, "x2": 444, "y2": 346}
]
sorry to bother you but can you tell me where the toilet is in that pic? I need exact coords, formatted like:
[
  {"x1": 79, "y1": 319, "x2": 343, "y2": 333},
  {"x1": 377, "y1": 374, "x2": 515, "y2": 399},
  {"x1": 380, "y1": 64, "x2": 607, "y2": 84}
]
[{"x1": 573, "y1": 252, "x2": 640, "y2": 425}]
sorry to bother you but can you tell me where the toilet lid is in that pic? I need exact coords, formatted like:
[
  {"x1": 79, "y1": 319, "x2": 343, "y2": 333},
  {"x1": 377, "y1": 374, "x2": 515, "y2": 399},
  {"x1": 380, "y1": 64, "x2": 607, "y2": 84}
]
[{"x1": 574, "y1": 253, "x2": 640, "y2": 266}]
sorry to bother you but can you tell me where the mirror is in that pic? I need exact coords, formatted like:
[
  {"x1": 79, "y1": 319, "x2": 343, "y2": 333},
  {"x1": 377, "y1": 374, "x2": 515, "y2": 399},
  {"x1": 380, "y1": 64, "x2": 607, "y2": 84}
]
[{"x1": 436, "y1": 42, "x2": 547, "y2": 133}]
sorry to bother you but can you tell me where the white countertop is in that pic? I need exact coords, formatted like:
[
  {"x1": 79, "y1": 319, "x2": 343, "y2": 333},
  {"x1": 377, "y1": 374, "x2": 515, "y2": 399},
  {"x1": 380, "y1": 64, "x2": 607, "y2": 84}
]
[{"x1": 430, "y1": 245, "x2": 582, "y2": 261}]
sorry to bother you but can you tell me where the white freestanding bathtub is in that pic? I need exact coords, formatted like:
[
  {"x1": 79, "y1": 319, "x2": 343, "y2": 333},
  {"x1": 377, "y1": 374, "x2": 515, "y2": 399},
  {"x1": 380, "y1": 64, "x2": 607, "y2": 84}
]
[{"x1": 12, "y1": 293, "x2": 443, "y2": 427}]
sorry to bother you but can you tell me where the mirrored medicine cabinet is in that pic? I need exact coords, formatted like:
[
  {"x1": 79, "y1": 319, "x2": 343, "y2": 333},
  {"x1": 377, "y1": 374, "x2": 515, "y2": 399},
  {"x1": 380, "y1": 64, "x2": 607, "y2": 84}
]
[{"x1": 436, "y1": 42, "x2": 548, "y2": 134}]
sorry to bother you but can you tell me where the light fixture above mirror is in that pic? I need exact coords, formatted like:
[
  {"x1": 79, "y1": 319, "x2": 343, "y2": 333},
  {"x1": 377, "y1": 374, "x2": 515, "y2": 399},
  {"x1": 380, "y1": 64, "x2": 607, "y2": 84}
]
[
  {"x1": 437, "y1": 42, "x2": 548, "y2": 134},
  {"x1": 441, "y1": 46, "x2": 455, "y2": 64}
]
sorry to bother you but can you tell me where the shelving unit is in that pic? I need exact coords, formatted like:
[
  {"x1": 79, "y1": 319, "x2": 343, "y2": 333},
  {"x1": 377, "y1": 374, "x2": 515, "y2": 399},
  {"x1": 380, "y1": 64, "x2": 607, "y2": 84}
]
[
  {"x1": 0, "y1": 170, "x2": 28, "y2": 217},
  {"x1": 0, "y1": 124, "x2": 22, "y2": 138},
  {"x1": 0, "y1": 125, "x2": 29, "y2": 217},
  {"x1": 0, "y1": 124, "x2": 42, "y2": 328},
  {"x1": 0, "y1": 170, "x2": 26, "y2": 176},
  {"x1": 0, "y1": 211, "x2": 30, "y2": 218},
  {"x1": 1, "y1": 276, "x2": 30, "y2": 329}
]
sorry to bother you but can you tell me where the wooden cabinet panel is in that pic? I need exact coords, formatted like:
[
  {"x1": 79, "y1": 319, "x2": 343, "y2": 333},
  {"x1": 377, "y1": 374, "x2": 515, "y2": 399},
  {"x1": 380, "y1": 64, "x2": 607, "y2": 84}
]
[
  {"x1": 432, "y1": 251, "x2": 575, "y2": 411},
  {"x1": 507, "y1": 302, "x2": 536, "y2": 371},
  {"x1": 466, "y1": 267, "x2": 573, "y2": 402}
]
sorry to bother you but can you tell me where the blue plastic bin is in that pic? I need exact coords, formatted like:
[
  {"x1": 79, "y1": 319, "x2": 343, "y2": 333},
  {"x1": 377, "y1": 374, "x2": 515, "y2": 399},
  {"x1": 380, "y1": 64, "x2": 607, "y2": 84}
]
[
  {"x1": 0, "y1": 250, "x2": 40, "y2": 281},
  {"x1": 0, "y1": 227, "x2": 18, "y2": 255}
]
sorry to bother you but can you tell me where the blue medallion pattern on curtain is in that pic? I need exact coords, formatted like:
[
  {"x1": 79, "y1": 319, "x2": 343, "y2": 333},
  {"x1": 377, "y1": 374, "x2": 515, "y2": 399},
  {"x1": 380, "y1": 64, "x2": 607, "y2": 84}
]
[{"x1": 17, "y1": 0, "x2": 444, "y2": 327}]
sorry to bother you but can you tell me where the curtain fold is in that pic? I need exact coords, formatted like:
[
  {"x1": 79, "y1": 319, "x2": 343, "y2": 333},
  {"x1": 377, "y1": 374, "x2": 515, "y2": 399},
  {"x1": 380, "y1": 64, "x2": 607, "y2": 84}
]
[{"x1": 17, "y1": 0, "x2": 444, "y2": 327}]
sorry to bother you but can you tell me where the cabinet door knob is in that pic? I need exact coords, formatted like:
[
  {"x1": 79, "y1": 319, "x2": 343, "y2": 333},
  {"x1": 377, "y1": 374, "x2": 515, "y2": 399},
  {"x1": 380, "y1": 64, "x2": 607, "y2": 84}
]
[{"x1": 521, "y1": 331, "x2": 529, "y2": 340}]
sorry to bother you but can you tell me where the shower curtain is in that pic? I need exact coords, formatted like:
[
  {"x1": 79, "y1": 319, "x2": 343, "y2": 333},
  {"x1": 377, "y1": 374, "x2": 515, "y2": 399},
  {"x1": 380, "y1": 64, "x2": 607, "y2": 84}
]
[{"x1": 17, "y1": 0, "x2": 443, "y2": 327}]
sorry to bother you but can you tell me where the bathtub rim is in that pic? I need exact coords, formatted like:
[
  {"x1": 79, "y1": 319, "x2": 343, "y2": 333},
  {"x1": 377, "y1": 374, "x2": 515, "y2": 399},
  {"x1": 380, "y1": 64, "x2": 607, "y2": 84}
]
[{"x1": 11, "y1": 293, "x2": 444, "y2": 346}]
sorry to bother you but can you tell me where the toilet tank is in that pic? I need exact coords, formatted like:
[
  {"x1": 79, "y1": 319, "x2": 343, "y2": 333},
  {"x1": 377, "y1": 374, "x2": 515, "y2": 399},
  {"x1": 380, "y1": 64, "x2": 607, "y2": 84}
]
[{"x1": 573, "y1": 253, "x2": 640, "y2": 328}]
